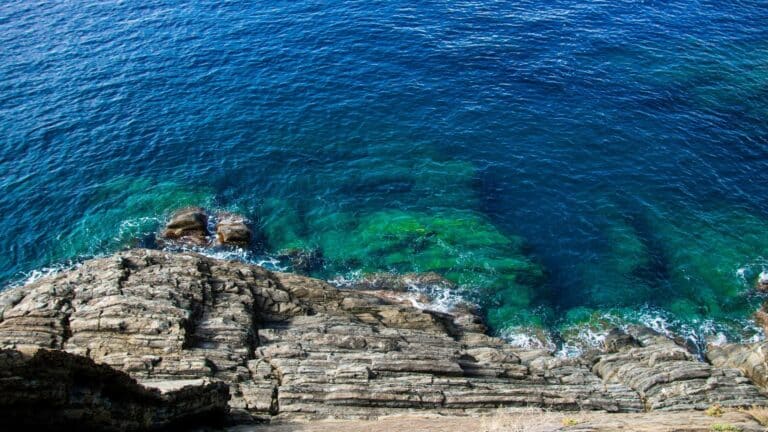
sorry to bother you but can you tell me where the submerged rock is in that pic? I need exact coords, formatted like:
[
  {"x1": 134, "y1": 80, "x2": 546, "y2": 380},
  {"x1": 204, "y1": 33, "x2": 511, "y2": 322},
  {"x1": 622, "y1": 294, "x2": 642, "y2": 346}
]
[
  {"x1": 161, "y1": 207, "x2": 210, "y2": 245},
  {"x1": 278, "y1": 247, "x2": 324, "y2": 274},
  {"x1": 215, "y1": 213, "x2": 252, "y2": 247},
  {"x1": 350, "y1": 271, "x2": 457, "y2": 292},
  {"x1": 0, "y1": 249, "x2": 766, "y2": 423}
]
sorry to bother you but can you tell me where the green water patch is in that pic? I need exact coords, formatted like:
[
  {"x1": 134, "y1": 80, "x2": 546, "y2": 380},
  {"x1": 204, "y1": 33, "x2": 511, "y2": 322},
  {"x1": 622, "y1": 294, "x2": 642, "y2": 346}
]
[
  {"x1": 576, "y1": 200, "x2": 767, "y2": 326},
  {"x1": 644, "y1": 204, "x2": 768, "y2": 320},
  {"x1": 579, "y1": 209, "x2": 663, "y2": 307},
  {"x1": 55, "y1": 176, "x2": 214, "y2": 260},
  {"x1": 260, "y1": 204, "x2": 548, "y2": 329}
]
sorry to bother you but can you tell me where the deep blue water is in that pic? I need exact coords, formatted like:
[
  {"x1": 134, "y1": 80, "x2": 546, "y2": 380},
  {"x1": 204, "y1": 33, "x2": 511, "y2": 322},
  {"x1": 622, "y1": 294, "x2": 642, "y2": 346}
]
[{"x1": 2, "y1": 1, "x2": 768, "y2": 348}]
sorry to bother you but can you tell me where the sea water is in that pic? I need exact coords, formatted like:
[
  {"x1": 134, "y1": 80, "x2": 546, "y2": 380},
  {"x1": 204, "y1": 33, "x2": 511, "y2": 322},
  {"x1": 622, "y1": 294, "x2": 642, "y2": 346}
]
[{"x1": 1, "y1": 0, "x2": 767, "y2": 352}]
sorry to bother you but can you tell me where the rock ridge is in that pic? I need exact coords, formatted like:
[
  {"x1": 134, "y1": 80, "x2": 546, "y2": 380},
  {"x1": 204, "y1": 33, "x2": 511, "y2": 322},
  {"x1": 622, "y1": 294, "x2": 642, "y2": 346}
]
[{"x1": 0, "y1": 249, "x2": 766, "y2": 426}]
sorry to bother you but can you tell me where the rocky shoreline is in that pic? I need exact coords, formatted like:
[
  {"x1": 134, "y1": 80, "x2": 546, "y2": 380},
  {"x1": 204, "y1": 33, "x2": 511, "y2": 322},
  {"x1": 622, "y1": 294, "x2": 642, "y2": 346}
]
[{"x1": 0, "y1": 247, "x2": 768, "y2": 429}]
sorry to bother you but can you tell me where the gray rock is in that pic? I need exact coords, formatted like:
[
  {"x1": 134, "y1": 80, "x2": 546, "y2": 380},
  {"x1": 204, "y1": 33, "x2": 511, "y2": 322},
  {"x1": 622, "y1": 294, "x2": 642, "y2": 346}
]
[
  {"x1": 592, "y1": 327, "x2": 766, "y2": 411},
  {"x1": 708, "y1": 341, "x2": 768, "y2": 391},
  {"x1": 0, "y1": 249, "x2": 765, "y2": 424}
]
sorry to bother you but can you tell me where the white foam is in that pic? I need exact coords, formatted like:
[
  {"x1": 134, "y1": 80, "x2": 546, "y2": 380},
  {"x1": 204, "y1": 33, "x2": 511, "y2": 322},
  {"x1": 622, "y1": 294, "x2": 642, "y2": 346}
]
[
  {"x1": 500, "y1": 326, "x2": 556, "y2": 352},
  {"x1": 759, "y1": 270, "x2": 768, "y2": 284},
  {"x1": 327, "y1": 270, "x2": 364, "y2": 288},
  {"x1": 402, "y1": 277, "x2": 464, "y2": 313},
  {"x1": 12, "y1": 262, "x2": 83, "y2": 287}
]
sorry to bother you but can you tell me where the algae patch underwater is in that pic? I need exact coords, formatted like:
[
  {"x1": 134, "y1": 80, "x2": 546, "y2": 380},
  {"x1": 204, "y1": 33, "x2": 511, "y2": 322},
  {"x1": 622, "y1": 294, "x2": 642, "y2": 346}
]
[{"x1": 262, "y1": 206, "x2": 548, "y2": 330}]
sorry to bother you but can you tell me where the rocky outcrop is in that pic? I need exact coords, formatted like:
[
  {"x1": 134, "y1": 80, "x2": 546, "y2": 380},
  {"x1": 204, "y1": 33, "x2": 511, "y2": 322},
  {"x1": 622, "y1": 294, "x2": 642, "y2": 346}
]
[
  {"x1": 592, "y1": 327, "x2": 765, "y2": 411},
  {"x1": 215, "y1": 213, "x2": 252, "y2": 247},
  {"x1": 0, "y1": 346, "x2": 229, "y2": 431},
  {"x1": 758, "y1": 271, "x2": 768, "y2": 292},
  {"x1": 160, "y1": 207, "x2": 209, "y2": 246},
  {"x1": 708, "y1": 342, "x2": 768, "y2": 391},
  {"x1": 0, "y1": 249, "x2": 766, "y2": 424}
]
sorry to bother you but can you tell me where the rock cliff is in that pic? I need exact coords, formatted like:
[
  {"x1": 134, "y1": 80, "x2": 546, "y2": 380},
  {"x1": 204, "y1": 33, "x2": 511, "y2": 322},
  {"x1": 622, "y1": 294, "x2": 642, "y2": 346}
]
[{"x1": 0, "y1": 249, "x2": 766, "y2": 427}]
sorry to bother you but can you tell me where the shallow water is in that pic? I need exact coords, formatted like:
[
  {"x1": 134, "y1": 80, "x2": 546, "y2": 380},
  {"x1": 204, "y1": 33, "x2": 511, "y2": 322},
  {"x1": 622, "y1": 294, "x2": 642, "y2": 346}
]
[{"x1": 1, "y1": 1, "x2": 767, "y2": 348}]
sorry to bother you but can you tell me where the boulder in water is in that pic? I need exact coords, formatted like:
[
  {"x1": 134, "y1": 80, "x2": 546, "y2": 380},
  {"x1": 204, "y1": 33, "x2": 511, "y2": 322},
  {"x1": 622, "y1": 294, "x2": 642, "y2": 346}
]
[
  {"x1": 161, "y1": 207, "x2": 209, "y2": 246},
  {"x1": 215, "y1": 213, "x2": 252, "y2": 247}
]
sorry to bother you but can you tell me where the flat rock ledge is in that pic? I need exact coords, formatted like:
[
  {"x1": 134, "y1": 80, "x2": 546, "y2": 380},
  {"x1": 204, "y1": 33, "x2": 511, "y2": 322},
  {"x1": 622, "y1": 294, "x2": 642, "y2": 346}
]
[{"x1": 1, "y1": 249, "x2": 767, "y2": 428}]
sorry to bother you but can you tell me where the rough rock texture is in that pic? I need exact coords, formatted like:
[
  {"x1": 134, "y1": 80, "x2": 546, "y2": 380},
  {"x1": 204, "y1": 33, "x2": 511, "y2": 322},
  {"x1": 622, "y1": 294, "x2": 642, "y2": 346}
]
[
  {"x1": 592, "y1": 327, "x2": 765, "y2": 411},
  {"x1": 0, "y1": 346, "x2": 229, "y2": 431},
  {"x1": 0, "y1": 249, "x2": 766, "y2": 424},
  {"x1": 242, "y1": 411, "x2": 768, "y2": 432},
  {"x1": 708, "y1": 341, "x2": 768, "y2": 391},
  {"x1": 161, "y1": 207, "x2": 209, "y2": 246},
  {"x1": 216, "y1": 213, "x2": 252, "y2": 247}
]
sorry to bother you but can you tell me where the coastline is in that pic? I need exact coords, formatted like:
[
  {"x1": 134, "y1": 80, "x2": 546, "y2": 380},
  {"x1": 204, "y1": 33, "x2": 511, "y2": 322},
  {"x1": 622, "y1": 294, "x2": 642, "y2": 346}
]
[{"x1": 2, "y1": 248, "x2": 768, "y2": 429}]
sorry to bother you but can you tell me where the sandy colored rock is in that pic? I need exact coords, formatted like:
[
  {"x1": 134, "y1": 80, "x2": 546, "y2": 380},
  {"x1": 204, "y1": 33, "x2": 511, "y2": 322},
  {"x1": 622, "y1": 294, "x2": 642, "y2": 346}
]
[
  {"x1": 216, "y1": 213, "x2": 252, "y2": 246},
  {"x1": 161, "y1": 207, "x2": 210, "y2": 245},
  {"x1": 0, "y1": 249, "x2": 766, "y2": 425}
]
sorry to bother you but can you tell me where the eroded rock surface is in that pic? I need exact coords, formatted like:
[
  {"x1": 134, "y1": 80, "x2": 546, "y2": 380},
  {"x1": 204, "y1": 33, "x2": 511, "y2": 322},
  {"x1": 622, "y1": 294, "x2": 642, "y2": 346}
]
[
  {"x1": 160, "y1": 207, "x2": 210, "y2": 246},
  {"x1": 0, "y1": 249, "x2": 766, "y2": 423},
  {"x1": 216, "y1": 213, "x2": 253, "y2": 247},
  {"x1": 708, "y1": 341, "x2": 768, "y2": 391},
  {"x1": 593, "y1": 327, "x2": 765, "y2": 411},
  {"x1": 0, "y1": 346, "x2": 229, "y2": 431}
]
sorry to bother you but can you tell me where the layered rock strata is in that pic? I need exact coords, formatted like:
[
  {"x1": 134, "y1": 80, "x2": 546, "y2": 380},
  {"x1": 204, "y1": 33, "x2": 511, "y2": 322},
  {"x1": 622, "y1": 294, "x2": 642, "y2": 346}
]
[
  {"x1": 0, "y1": 346, "x2": 229, "y2": 431},
  {"x1": 0, "y1": 249, "x2": 766, "y2": 423}
]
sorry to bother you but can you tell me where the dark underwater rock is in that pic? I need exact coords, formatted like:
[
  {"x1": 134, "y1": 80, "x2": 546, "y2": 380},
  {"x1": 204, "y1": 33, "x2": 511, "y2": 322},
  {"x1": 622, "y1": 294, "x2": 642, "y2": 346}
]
[
  {"x1": 278, "y1": 247, "x2": 324, "y2": 274},
  {"x1": 161, "y1": 207, "x2": 210, "y2": 246}
]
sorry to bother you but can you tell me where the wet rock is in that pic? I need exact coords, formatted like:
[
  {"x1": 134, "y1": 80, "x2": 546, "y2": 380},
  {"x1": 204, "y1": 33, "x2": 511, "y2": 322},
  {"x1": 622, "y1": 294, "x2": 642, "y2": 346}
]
[
  {"x1": 350, "y1": 271, "x2": 457, "y2": 292},
  {"x1": 0, "y1": 347, "x2": 229, "y2": 431},
  {"x1": 278, "y1": 247, "x2": 324, "y2": 274},
  {"x1": 758, "y1": 271, "x2": 768, "y2": 292},
  {"x1": 161, "y1": 207, "x2": 209, "y2": 245},
  {"x1": 216, "y1": 213, "x2": 252, "y2": 247},
  {"x1": 603, "y1": 328, "x2": 640, "y2": 353}
]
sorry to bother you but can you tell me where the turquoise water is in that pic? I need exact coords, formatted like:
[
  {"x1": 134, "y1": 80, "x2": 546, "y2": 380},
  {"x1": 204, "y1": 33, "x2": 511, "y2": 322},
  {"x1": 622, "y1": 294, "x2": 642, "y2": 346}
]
[{"x1": 2, "y1": 1, "x2": 768, "y2": 349}]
